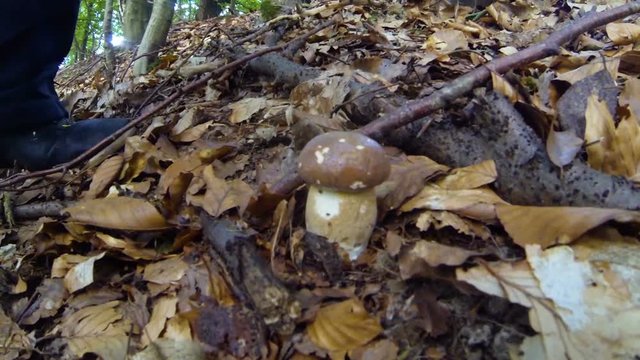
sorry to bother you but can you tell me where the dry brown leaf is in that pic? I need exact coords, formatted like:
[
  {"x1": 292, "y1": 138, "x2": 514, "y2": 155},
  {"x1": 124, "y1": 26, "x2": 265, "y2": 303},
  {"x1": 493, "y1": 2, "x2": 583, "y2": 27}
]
[
  {"x1": 190, "y1": 165, "x2": 255, "y2": 217},
  {"x1": 435, "y1": 160, "x2": 497, "y2": 190},
  {"x1": 55, "y1": 301, "x2": 129, "y2": 360},
  {"x1": 171, "y1": 120, "x2": 215, "y2": 143},
  {"x1": 307, "y1": 298, "x2": 382, "y2": 356},
  {"x1": 606, "y1": 22, "x2": 640, "y2": 45},
  {"x1": 416, "y1": 211, "x2": 491, "y2": 240},
  {"x1": 143, "y1": 256, "x2": 189, "y2": 284},
  {"x1": 399, "y1": 240, "x2": 485, "y2": 279},
  {"x1": 61, "y1": 252, "x2": 105, "y2": 293},
  {"x1": 380, "y1": 155, "x2": 449, "y2": 211},
  {"x1": 0, "y1": 308, "x2": 34, "y2": 360},
  {"x1": 65, "y1": 197, "x2": 168, "y2": 230},
  {"x1": 556, "y1": 60, "x2": 619, "y2": 85},
  {"x1": 496, "y1": 204, "x2": 640, "y2": 248},
  {"x1": 95, "y1": 232, "x2": 159, "y2": 260},
  {"x1": 400, "y1": 184, "x2": 507, "y2": 222},
  {"x1": 423, "y1": 29, "x2": 468, "y2": 61},
  {"x1": 491, "y1": 72, "x2": 521, "y2": 104},
  {"x1": 349, "y1": 339, "x2": 398, "y2": 360},
  {"x1": 619, "y1": 77, "x2": 640, "y2": 118},
  {"x1": 84, "y1": 155, "x2": 123, "y2": 199},
  {"x1": 228, "y1": 97, "x2": 267, "y2": 123},
  {"x1": 584, "y1": 94, "x2": 640, "y2": 178},
  {"x1": 585, "y1": 93, "x2": 616, "y2": 171},
  {"x1": 132, "y1": 339, "x2": 205, "y2": 360},
  {"x1": 546, "y1": 128, "x2": 583, "y2": 168},
  {"x1": 141, "y1": 296, "x2": 178, "y2": 346}
]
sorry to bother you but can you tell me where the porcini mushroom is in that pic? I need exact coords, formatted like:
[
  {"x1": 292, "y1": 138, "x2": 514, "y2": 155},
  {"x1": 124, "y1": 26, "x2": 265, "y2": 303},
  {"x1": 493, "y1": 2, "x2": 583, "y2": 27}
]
[{"x1": 298, "y1": 131, "x2": 390, "y2": 260}]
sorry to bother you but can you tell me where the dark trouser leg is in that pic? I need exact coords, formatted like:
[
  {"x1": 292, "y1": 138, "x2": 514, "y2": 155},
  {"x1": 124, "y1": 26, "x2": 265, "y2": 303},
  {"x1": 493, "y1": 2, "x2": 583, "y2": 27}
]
[{"x1": 0, "y1": 1, "x2": 80, "y2": 131}]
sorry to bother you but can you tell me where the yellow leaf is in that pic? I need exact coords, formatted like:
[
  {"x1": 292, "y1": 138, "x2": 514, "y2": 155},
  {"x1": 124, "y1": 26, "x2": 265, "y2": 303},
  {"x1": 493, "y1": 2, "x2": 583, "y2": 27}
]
[
  {"x1": 585, "y1": 93, "x2": 616, "y2": 171},
  {"x1": 143, "y1": 257, "x2": 189, "y2": 284},
  {"x1": 435, "y1": 160, "x2": 497, "y2": 190},
  {"x1": 491, "y1": 72, "x2": 520, "y2": 104},
  {"x1": 141, "y1": 296, "x2": 178, "y2": 346},
  {"x1": 65, "y1": 197, "x2": 168, "y2": 230},
  {"x1": 606, "y1": 22, "x2": 640, "y2": 45},
  {"x1": 307, "y1": 299, "x2": 382, "y2": 354},
  {"x1": 496, "y1": 204, "x2": 640, "y2": 248}
]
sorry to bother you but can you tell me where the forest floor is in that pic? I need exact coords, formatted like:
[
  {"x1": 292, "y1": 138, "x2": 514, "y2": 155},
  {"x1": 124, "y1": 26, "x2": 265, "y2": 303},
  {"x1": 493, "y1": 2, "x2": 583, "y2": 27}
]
[{"x1": 2, "y1": 0, "x2": 640, "y2": 359}]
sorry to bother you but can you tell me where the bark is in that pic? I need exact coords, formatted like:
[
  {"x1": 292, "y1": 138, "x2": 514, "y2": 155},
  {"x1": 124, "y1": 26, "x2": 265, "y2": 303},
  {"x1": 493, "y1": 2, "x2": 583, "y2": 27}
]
[
  {"x1": 123, "y1": 0, "x2": 153, "y2": 47},
  {"x1": 197, "y1": 0, "x2": 222, "y2": 20},
  {"x1": 133, "y1": 0, "x2": 176, "y2": 75},
  {"x1": 103, "y1": 0, "x2": 116, "y2": 82}
]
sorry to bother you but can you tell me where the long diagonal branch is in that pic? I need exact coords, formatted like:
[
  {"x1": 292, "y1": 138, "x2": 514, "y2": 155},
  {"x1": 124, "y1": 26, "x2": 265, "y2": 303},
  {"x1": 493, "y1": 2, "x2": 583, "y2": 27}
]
[{"x1": 266, "y1": 1, "x2": 640, "y2": 198}]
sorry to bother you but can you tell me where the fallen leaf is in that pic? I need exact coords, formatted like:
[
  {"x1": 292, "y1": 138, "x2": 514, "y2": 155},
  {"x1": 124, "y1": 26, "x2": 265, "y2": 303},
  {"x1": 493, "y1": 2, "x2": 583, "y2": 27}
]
[
  {"x1": 435, "y1": 160, "x2": 497, "y2": 190},
  {"x1": 399, "y1": 240, "x2": 485, "y2": 279},
  {"x1": 380, "y1": 155, "x2": 449, "y2": 211},
  {"x1": 606, "y1": 22, "x2": 640, "y2": 45},
  {"x1": 416, "y1": 211, "x2": 491, "y2": 240},
  {"x1": 143, "y1": 256, "x2": 189, "y2": 284},
  {"x1": 400, "y1": 184, "x2": 508, "y2": 222},
  {"x1": 0, "y1": 308, "x2": 34, "y2": 360},
  {"x1": 228, "y1": 97, "x2": 267, "y2": 123},
  {"x1": 132, "y1": 339, "x2": 205, "y2": 360},
  {"x1": 189, "y1": 165, "x2": 255, "y2": 217},
  {"x1": 65, "y1": 197, "x2": 168, "y2": 230},
  {"x1": 84, "y1": 155, "x2": 124, "y2": 199},
  {"x1": 141, "y1": 296, "x2": 178, "y2": 346},
  {"x1": 307, "y1": 298, "x2": 382, "y2": 356},
  {"x1": 457, "y1": 240, "x2": 640, "y2": 360},
  {"x1": 496, "y1": 204, "x2": 640, "y2": 248},
  {"x1": 546, "y1": 128, "x2": 583, "y2": 168}
]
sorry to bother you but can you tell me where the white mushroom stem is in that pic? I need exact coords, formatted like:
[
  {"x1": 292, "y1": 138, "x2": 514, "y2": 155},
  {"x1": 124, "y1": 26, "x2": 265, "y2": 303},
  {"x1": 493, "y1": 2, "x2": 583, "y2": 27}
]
[{"x1": 305, "y1": 185, "x2": 377, "y2": 260}]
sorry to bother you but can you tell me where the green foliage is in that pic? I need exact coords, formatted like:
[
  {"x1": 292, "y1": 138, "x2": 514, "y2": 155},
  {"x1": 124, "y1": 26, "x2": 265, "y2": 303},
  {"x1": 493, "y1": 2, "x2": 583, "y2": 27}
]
[
  {"x1": 259, "y1": 0, "x2": 281, "y2": 20},
  {"x1": 236, "y1": 0, "x2": 262, "y2": 13}
]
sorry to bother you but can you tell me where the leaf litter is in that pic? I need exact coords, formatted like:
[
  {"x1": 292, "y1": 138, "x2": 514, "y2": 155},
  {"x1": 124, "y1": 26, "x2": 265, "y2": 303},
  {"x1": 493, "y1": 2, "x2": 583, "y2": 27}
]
[{"x1": 1, "y1": 0, "x2": 640, "y2": 359}]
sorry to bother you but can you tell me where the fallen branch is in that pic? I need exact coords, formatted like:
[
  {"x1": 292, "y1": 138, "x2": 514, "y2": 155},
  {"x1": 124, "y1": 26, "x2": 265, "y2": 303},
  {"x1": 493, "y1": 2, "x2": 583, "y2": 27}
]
[
  {"x1": 0, "y1": 20, "x2": 336, "y2": 189},
  {"x1": 265, "y1": 1, "x2": 640, "y2": 198}
]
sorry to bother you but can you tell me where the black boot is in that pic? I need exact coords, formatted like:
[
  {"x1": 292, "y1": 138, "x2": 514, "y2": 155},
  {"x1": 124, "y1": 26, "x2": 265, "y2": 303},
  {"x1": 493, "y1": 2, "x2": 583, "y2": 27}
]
[{"x1": 0, "y1": 118, "x2": 128, "y2": 170}]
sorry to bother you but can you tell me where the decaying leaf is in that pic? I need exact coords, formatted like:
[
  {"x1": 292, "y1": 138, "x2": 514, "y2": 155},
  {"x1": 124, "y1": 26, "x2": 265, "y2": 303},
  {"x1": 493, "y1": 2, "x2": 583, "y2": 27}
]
[
  {"x1": 228, "y1": 97, "x2": 267, "y2": 123},
  {"x1": 416, "y1": 211, "x2": 491, "y2": 240},
  {"x1": 142, "y1": 296, "x2": 178, "y2": 346},
  {"x1": 496, "y1": 204, "x2": 640, "y2": 248},
  {"x1": 457, "y1": 239, "x2": 640, "y2": 359},
  {"x1": 188, "y1": 165, "x2": 255, "y2": 217},
  {"x1": 84, "y1": 155, "x2": 124, "y2": 199},
  {"x1": 307, "y1": 298, "x2": 382, "y2": 357},
  {"x1": 435, "y1": 160, "x2": 497, "y2": 190},
  {"x1": 132, "y1": 339, "x2": 205, "y2": 360},
  {"x1": 546, "y1": 128, "x2": 583, "y2": 168},
  {"x1": 380, "y1": 155, "x2": 449, "y2": 211},
  {"x1": 55, "y1": 301, "x2": 129, "y2": 360},
  {"x1": 400, "y1": 240, "x2": 486, "y2": 279},
  {"x1": 65, "y1": 197, "x2": 168, "y2": 230},
  {"x1": 606, "y1": 22, "x2": 640, "y2": 45},
  {"x1": 0, "y1": 308, "x2": 34, "y2": 360},
  {"x1": 400, "y1": 185, "x2": 508, "y2": 222},
  {"x1": 143, "y1": 256, "x2": 189, "y2": 284}
]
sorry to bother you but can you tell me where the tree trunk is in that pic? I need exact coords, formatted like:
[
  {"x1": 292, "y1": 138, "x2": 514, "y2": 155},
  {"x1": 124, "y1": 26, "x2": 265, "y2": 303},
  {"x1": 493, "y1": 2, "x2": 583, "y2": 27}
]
[
  {"x1": 123, "y1": 0, "x2": 152, "y2": 47},
  {"x1": 197, "y1": 0, "x2": 222, "y2": 20},
  {"x1": 103, "y1": 0, "x2": 116, "y2": 82},
  {"x1": 133, "y1": 0, "x2": 176, "y2": 75}
]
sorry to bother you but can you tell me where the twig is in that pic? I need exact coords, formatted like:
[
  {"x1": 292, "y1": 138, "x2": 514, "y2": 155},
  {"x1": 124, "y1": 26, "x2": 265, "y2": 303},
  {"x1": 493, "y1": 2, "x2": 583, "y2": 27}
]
[
  {"x1": 0, "y1": 20, "x2": 337, "y2": 189},
  {"x1": 265, "y1": 1, "x2": 640, "y2": 198}
]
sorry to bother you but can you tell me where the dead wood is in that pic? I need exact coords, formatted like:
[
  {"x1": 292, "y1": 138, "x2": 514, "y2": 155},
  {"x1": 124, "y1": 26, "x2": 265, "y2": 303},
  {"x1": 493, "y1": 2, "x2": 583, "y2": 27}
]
[
  {"x1": 389, "y1": 91, "x2": 640, "y2": 210},
  {"x1": 201, "y1": 214, "x2": 300, "y2": 336}
]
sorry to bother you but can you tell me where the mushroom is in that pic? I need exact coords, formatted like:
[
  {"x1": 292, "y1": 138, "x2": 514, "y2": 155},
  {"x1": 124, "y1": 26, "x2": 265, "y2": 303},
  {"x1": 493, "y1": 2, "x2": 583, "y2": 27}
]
[{"x1": 298, "y1": 131, "x2": 390, "y2": 260}]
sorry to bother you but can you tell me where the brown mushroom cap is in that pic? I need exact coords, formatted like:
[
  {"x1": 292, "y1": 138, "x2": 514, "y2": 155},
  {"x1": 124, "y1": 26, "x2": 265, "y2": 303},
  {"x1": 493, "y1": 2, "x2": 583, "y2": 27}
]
[{"x1": 298, "y1": 131, "x2": 390, "y2": 192}]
